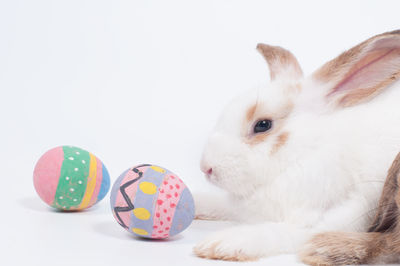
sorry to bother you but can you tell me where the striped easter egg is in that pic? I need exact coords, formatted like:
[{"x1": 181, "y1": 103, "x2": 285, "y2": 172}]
[
  {"x1": 111, "y1": 164, "x2": 195, "y2": 239},
  {"x1": 33, "y1": 146, "x2": 110, "y2": 211}
]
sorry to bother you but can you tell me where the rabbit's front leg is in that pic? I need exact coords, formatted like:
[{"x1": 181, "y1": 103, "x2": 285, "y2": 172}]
[
  {"x1": 194, "y1": 192, "x2": 235, "y2": 220},
  {"x1": 193, "y1": 222, "x2": 311, "y2": 261}
]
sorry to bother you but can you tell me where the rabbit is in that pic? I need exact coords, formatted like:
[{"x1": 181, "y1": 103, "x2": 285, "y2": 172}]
[{"x1": 193, "y1": 30, "x2": 400, "y2": 264}]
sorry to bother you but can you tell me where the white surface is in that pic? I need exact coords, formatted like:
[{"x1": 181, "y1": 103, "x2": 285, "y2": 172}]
[
  {"x1": 13, "y1": 198, "x2": 302, "y2": 266},
  {"x1": 1, "y1": 0, "x2": 399, "y2": 265}
]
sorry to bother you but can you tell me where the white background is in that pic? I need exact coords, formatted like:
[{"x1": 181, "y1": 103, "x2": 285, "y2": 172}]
[{"x1": 1, "y1": 0, "x2": 399, "y2": 265}]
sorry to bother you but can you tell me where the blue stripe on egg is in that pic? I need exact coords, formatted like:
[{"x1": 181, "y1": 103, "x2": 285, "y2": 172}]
[
  {"x1": 169, "y1": 187, "x2": 195, "y2": 237},
  {"x1": 129, "y1": 167, "x2": 166, "y2": 237},
  {"x1": 98, "y1": 164, "x2": 110, "y2": 202}
]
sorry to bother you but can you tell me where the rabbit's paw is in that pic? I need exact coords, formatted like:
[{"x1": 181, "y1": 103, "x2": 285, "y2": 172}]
[{"x1": 193, "y1": 227, "x2": 261, "y2": 261}]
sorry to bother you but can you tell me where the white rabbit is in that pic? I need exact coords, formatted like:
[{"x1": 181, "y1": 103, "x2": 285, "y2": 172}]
[{"x1": 193, "y1": 30, "x2": 400, "y2": 264}]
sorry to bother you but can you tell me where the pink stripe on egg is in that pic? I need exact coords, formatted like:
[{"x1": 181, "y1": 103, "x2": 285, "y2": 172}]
[
  {"x1": 33, "y1": 146, "x2": 64, "y2": 206},
  {"x1": 88, "y1": 157, "x2": 103, "y2": 207},
  {"x1": 151, "y1": 173, "x2": 186, "y2": 238},
  {"x1": 114, "y1": 168, "x2": 141, "y2": 229}
]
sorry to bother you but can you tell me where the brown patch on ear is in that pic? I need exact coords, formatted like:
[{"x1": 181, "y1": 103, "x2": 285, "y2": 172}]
[
  {"x1": 314, "y1": 30, "x2": 400, "y2": 82},
  {"x1": 313, "y1": 42, "x2": 364, "y2": 82},
  {"x1": 313, "y1": 30, "x2": 400, "y2": 108},
  {"x1": 257, "y1": 43, "x2": 303, "y2": 81}
]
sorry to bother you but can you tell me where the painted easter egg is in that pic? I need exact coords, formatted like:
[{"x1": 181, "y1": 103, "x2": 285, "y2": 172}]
[
  {"x1": 33, "y1": 146, "x2": 110, "y2": 211},
  {"x1": 110, "y1": 164, "x2": 195, "y2": 239}
]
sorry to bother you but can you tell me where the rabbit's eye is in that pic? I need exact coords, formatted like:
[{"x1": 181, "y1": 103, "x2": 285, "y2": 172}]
[{"x1": 254, "y1": 119, "x2": 272, "y2": 133}]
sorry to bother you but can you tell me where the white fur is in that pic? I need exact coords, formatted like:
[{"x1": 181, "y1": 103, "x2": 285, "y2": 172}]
[{"x1": 194, "y1": 36, "x2": 400, "y2": 260}]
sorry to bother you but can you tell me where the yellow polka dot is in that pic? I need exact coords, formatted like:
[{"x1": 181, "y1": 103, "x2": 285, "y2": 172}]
[
  {"x1": 150, "y1": 165, "x2": 166, "y2": 173},
  {"x1": 139, "y1": 182, "x2": 157, "y2": 195},
  {"x1": 132, "y1": 228, "x2": 148, "y2": 236},
  {"x1": 133, "y1": 208, "x2": 151, "y2": 220}
]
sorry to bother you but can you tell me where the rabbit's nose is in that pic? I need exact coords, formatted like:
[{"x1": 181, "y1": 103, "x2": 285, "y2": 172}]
[
  {"x1": 200, "y1": 161, "x2": 213, "y2": 176},
  {"x1": 205, "y1": 168, "x2": 213, "y2": 175}
]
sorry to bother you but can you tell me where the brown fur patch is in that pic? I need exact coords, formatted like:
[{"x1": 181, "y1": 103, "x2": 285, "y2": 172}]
[
  {"x1": 245, "y1": 131, "x2": 272, "y2": 145},
  {"x1": 243, "y1": 103, "x2": 270, "y2": 145},
  {"x1": 243, "y1": 102, "x2": 293, "y2": 146},
  {"x1": 246, "y1": 104, "x2": 257, "y2": 122},
  {"x1": 299, "y1": 232, "x2": 380, "y2": 265},
  {"x1": 270, "y1": 132, "x2": 289, "y2": 155},
  {"x1": 291, "y1": 82, "x2": 302, "y2": 94},
  {"x1": 369, "y1": 152, "x2": 400, "y2": 233},
  {"x1": 257, "y1": 43, "x2": 303, "y2": 80},
  {"x1": 313, "y1": 41, "x2": 364, "y2": 83}
]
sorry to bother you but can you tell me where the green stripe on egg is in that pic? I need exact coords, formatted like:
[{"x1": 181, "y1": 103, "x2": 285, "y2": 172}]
[{"x1": 53, "y1": 146, "x2": 90, "y2": 210}]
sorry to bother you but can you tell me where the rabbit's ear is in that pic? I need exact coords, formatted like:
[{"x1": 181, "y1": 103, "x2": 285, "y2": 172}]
[
  {"x1": 314, "y1": 30, "x2": 400, "y2": 108},
  {"x1": 257, "y1": 44, "x2": 303, "y2": 81}
]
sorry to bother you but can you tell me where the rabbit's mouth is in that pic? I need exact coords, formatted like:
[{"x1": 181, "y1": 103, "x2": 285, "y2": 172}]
[
  {"x1": 204, "y1": 170, "x2": 218, "y2": 184},
  {"x1": 205, "y1": 172, "x2": 214, "y2": 181}
]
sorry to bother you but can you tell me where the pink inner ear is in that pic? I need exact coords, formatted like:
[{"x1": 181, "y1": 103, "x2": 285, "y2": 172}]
[{"x1": 328, "y1": 47, "x2": 400, "y2": 97}]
